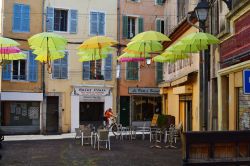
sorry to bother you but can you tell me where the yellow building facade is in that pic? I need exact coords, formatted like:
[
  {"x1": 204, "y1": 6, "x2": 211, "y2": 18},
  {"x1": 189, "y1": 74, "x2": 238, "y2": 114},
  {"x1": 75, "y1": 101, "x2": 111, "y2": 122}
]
[{"x1": 43, "y1": 0, "x2": 117, "y2": 133}]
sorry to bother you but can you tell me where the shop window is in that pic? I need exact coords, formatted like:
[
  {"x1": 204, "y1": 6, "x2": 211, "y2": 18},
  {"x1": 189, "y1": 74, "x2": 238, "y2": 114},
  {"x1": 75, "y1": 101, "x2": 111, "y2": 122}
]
[
  {"x1": 54, "y1": 9, "x2": 68, "y2": 32},
  {"x1": 238, "y1": 88, "x2": 250, "y2": 130}
]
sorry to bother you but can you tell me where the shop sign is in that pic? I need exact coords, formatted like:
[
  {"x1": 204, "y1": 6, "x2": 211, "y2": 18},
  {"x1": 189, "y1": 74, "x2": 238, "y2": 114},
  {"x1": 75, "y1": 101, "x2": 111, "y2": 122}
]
[
  {"x1": 243, "y1": 69, "x2": 250, "y2": 94},
  {"x1": 128, "y1": 88, "x2": 160, "y2": 94},
  {"x1": 73, "y1": 87, "x2": 111, "y2": 96}
]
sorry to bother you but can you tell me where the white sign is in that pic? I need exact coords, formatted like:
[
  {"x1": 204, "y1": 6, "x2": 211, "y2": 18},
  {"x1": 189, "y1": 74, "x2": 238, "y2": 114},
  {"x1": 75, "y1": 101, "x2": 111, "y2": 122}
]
[
  {"x1": 73, "y1": 87, "x2": 111, "y2": 96},
  {"x1": 128, "y1": 88, "x2": 160, "y2": 94}
]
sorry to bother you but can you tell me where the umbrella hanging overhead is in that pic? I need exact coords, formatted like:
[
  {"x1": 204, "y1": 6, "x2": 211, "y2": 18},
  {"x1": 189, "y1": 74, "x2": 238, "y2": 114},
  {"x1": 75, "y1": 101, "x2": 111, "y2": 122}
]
[
  {"x1": 77, "y1": 46, "x2": 115, "y2": 61},
  {"x1": 131, "y1": 31, "x2": 171, "y2": 42},
  {"x1": 78, "y1": 54, "x2": 108, "y2": 62},
  {"x1": 0, "y1": 37, "x2": 20, "y2": 47},
  {"x1": 78, "y1": 36, "x2": 118, "y2": 49},
  {"x1": 153, "y1": 55, "x2": 175, "y2": 63},
  {"x1": 118, "y1": 57, "x2": 145, "y2": 62},
  {"x1": 125, "y1": 40, "x2": 163, "y2": 54},
  {"x1": 165, "y1": 41, "x2": 208, "y2": 54},
  {"x1": 161, "y1": 51, "x2": 189, "y2": 60},
  {"x1": 0, "y1": 47, "x2": 21, "y2": 54},
  {"x1": 118, "y1": 52, "x2": 150, "y2": 59},
  {"x1": 180, "y1": 32, "x2": 220, "y2": 45},
  {"x1": 0, "y1": 52, "x2": 27, "y2": 60}
]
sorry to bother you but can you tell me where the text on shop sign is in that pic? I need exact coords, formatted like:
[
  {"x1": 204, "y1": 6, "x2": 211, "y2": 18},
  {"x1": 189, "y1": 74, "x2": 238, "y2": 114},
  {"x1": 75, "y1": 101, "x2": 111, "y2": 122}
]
[{"x1": 128, "y1": 88, "x2": 160, "y2": 94}]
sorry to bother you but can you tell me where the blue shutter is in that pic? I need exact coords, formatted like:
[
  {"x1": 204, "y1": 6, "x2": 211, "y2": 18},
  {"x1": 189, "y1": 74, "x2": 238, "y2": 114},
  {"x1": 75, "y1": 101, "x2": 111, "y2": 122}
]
[
  {"x1": 52, "y1": 58, "x2": 60, "y2": 79},
  {"x1": 122, "y1": 15, "x2": 128, "y2": 38},
  {"x1": 138, "y1": 17, "x2": 144, "y2": 33},
  {"x1": 46, "y1": 7, "x2": 54, "y2": 32},
  {"x1": 28, "y1": 51, "x2": 38, "y2": 82},
  {"x1": 90, "y1": 12, "x2": 98, "y2": 35},
  {"x1": 70, "y1": 10, "x2": 78, "y2": 34},
  {"x1": 60, "y1": 52, "x2": 68, "y2": 79},
  {"x1": 82, "y1": 62, "x2": 90, "y2": 80},
  {"x1": 98, "y1": 12, "x2": 105, "y2": 35},
  {"x1": 21, "y1": 5, "x2": 30, "y2": 32},
  {"x1": 13, "y1": 4, "x2": 21, "y2": 31},
  {"x1": 2, "y1": 62, "x2": 12, "y2": 80},
  {"x1": 104, "y1": 54, "x2": 112, "y2": 80}
]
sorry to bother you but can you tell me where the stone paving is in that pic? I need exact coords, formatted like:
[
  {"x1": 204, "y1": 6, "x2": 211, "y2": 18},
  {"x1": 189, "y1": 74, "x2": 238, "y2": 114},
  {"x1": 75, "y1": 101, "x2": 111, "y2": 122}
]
[{"x1": 0, "y1": 136, "x2": 182, "y2": 166}]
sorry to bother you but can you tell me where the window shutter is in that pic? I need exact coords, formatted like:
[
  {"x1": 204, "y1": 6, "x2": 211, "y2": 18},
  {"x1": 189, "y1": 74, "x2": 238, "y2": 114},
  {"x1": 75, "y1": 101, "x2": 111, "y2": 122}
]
[
  {"x1": 52, "y1": 58, "x2": 61, "y2": 79},
  {"x1": 21, "y1": 5, "x2": 30, "y2": 32},
  {"x1": 2, "y1": 62, "x2": 12, "y2": 81},
  {"x1": 104, "y1": 54, "x2": 112, "y2": 80},
  {"x1": 98, "y1": 12, "x2": 105, "y2": 35},
  {"x1": 138, "y1": 17, "x2": 144, "y2": 33},
  {"x1": 126, "y1": 62, "x2": 132, "y2": 80},
  {"x1": 46, "y1": 7, "x2": 54, "y2": 32},
  {"x1": 61, "y1": 52, "x2": 68, "y2": 79},
  {"x1": 90, "y1": 12, "x2": 98, "y2": 35},
  {"x1": 28, "y1": 51, "x2": 38, "y2": 82},
  {"x1": 122, "y1": 15, "x2": 128, "y2": 38},
  {"x1": 157, "y1": 62, "x2": 163, "y2": 82},
  {"x1": 13, "y1": 4, "x2": 21, "y2": 31},
  {"x1": 126, "y1": 62, "x2": 138, "y2": 80},
  {"x1": 156, "y1": 19, "x2": 161, "y2": 32},
  {"x1": 157, "y1": 0, "x2": 163, "y2": 5},
  {"x1": 70, "y1": 10, "x2": 78, "y2": 34},
  {"x1": 133, "y1": 62, "x2": 139, "y2": 80},
  {"x1": 82, "y1": 62, "x2": 90, "y2": 80}
]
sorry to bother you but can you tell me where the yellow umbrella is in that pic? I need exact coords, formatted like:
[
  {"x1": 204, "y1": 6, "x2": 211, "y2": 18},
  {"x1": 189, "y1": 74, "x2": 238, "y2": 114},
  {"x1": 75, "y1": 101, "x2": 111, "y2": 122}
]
[
  {"x1": 0, "y1": 52, "x2": 27, "y2": 60},
  {"x1": 78, "y1": 36, "x2": 118, "y2": 49},
  {"x1": 78, "y1": 54, "x2": 108, "y2": 62},
  {"x1": 0, "y1": 37, "x2": 20, "y2": 47}
]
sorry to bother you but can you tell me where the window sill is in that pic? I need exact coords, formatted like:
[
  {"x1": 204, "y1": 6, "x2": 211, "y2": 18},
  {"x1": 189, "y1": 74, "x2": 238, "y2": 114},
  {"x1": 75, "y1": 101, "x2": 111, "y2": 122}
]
[
  {"x1": 12, "y1": 31, "x2": 30, "y2": 33},
  {"x1": 10, "y1": 79, "x2": 29, "y2": 82}
]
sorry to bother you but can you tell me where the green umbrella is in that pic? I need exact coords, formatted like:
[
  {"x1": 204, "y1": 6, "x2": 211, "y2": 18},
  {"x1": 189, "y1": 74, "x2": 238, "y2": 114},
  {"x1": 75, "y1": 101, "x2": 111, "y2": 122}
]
[
  {"x1": 165, "y1": 41, "x2": 208, "y2": 53},
  {"x1": 161, "y1": 51, "x2": 189, "y2": 60},
  {"x1": 153, "y1": 55, "x2": 175, "y2": 63},
  {"x1": 131, "y1": 31, "x2": 171, "y2": 42},
  {"x1": 0, "y1": 37, "x2": 20, "y2": 47},
  {"x1": 181, "y1": 32, "x2": 220, "y2": 45},
  {"x1": 78, "y1": 54, "x2": 108, "y2": 62},
  {"x1": 126, "y1": 40, "x2": 163, "y2": 54}
]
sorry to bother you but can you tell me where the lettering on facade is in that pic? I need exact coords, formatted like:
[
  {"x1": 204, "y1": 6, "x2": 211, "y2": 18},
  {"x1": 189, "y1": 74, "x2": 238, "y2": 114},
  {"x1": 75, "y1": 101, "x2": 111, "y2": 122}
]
[
  {"x1": 128, "y1": 87, "x2": 160, "y2": 94},
  {"x1": 73, "y1": 87, "x2": 111, "y2": 96}
]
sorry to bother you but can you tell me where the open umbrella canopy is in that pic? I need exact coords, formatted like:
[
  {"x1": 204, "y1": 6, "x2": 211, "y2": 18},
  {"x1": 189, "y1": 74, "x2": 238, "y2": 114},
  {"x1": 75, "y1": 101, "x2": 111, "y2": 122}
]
[
  {"x1": 118, "y1": 57, "x2": 145, "y2": 62},
  {"x1": 126, "y1": 40, "x2": 163, "y2": 53},
  {"x1": 0, "y1": 37, "x2": 20, "y2": 47},
  {"x1": 78, "y1": 54, "x2": 108, "y2": 62},
  {"x1": 131, "y1": 31, "x2": 171, "y2": 42},
  {"x1": 181, "y1": 32, "x2": 220, "y2": 45},
  {"x1": 0, "y1": 52, "x2": 27, "y2": 60},
  {"x1": 118, "y1": 52, "x2": 150, "y2": 59},
  {"x1": 77, "y1": 47, "x2": 115, "y2": 56},
  {"x1": 78, "y1": 36, "x2": 118, "y2": 49},
  {"x1": 153, "y1": 55, "x2": 176, "y2": 63},
  {"x1": 161, "y1": 51, "x2": 189, "y2": 59},
  {"x1": 165, "y1": 41, "x2": 208, "y2": 53},
  {"x1": 34, "y1": 50, "x2": 65, "y2": 62},
  {"x1": 0, "y1": 47, "x2": 21, "y2": 54}
]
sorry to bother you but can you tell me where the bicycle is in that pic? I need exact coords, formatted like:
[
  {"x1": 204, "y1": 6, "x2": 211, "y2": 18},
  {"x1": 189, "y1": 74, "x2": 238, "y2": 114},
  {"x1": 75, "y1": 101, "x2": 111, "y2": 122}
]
[{"x1": 104, "y1": 116, "x2": 120, "y2": 136}]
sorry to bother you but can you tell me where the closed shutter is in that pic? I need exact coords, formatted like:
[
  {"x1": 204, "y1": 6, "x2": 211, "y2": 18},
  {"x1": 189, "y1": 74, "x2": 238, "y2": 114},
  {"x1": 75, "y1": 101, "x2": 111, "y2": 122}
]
[
  {"x1": 122, "y1": 15, "x2": 128, "y2": 38},
  {"x1": 46, "y1": 7, "x2": 54, "y2": 32},
  {"x1": 138, "y1": 17, "x2": 144, "y2": 33},
  {"x1": 157, "y1": 62, "x2": 163, "y2": 82},
  {"x1": 2, "y1": 62, "x2": 12, "y2": 80},
  {"x1": 98, "y1": 12, "x2": 105, "y2": 35},
  {"x1": 21, "y1": 5, "x2": 30, "y2": 32},
  {"x1": 126, "y1": 62, "x2": 132, "y2": 80},
  {"x1": 52, "y1": 58, "x2": 60, "y2": 79},
  {"x1": 61, "y1": 52, "x2": 68, "y2": 79},
  {"x1": 82, "y1": 62, "x2": 90, "y2": 80},
  {"x1": 70, "y1": 10, "x2": 78, "y2": 33},
  {"x1": 127, "y1": 62, "x2": 138, "y2": 80},
  {"x1": 28, "y1": 51, "x2": 38, "y2": 82},
  {"x1": 13, "y1": 4, "x2": 21, "y2": 31},
  {"x1": 156, "y1": 20, "x2": 161, "y2": 32},
  {"x1": 133, "y1": 62, "x2": 138, "y2": 80},
  {"x1": 90, "y1": 12, "x2": 98, "y2": 35},
  {"x1": 104, "y1": 54, "x2": 112, "y2": 80}
]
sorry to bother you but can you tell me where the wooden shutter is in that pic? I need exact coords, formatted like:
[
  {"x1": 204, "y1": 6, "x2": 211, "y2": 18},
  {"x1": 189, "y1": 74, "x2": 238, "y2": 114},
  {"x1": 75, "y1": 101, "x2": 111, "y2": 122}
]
[
  {"x1": 138, "y1": 17, "x2": 144, "y2": 33},
  {"x1": 61, "y1": 52, "x2": 68, "y2": 79},
  {"x1": 70, "y1": 9, "x2": 78, "y2": 34},
  {"x1": 2, "y1": 62, "x2": 12, "y2": 80},
  {"x1": 98, "y1": 12, "x2": 105, "y2": 35},
  {"x1": 13, "y1": 4, "x2": 21, "y2": 31},
  {"x1": 21, "y1": 4, "x2": 30, "y2": 32},
  {"x1": 133, "y1": 62, "x2": 138, "y2": 80},
  {"x1": 157, "y1": 62, "x2": 163, "y2": 82},
  {"x1": 28, "y1": 51, "x2": 38, "y2": 82},
  {"x1": 90, "y1": 12, "x2": 98, "y2": 35},
  {"x1": 127, "y1": 62, "x2": 138, "y2": 80},
  {"x1": 52, "y1": 58, "x2": 60, "y2": 79},
  {"x1": 104, "y1": 54, "x2": 112, "y2": 80},
  {"x1": 46, "y1": 7, "x2": 54, "y2": 32},
  {"x1": 122, "y1": 15, "x2": 128, "y2": 38},
  {"x1": 82, "y1": 62, "x2": 90, "y2": 80},
  {"x1": 156, "y1": 19, "x2": 161, "y2": 32}
]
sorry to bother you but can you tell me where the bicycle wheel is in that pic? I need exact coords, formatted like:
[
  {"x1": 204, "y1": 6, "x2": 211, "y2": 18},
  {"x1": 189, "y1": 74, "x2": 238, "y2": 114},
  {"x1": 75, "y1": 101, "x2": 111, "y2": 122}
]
[{"x1": 111, "y1": 124, "x2": 119, "y2": 136}]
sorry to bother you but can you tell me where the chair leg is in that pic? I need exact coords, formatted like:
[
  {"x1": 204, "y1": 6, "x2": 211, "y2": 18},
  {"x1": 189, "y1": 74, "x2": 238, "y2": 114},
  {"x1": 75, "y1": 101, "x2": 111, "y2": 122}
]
[
  {"x1": 98, "y1": 141, "x2": 100, "y2": 150},
  {"x1": 109, "y1": 139, "x2": 111, "y2": 150}
]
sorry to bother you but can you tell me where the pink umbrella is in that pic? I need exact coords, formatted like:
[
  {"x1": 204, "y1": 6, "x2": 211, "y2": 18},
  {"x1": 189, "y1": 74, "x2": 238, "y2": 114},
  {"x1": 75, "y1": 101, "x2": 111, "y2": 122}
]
[
  {"x1": 0, "y1": 47, "x2": 21, "y2": 54},
  {"x1": 118, "y1": 57, "x2": 145, "y2": 62}
]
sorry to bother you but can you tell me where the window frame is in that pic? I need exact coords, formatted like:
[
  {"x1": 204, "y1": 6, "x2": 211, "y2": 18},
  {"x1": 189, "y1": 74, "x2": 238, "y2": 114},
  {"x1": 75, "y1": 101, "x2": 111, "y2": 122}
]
[
  {"x1": 53, "y1": 8, "x2": 69, "y2": 32},
  {"x1": 11, "y1": 51, "x2": 29, "y2": 82},
  {"x1": 89, "y1": 10, "x2": 106, "y2": 36},
  {"x1": 52, "y1": 51, "x2": 69, "y2": 80},
  {"x1": 156, "y1": 18, "x2": 165, "y2": 34},
  {"x1": 126, "y1": 62, "x2": 139, "y2": 81},
  {"x1": 89, "y1": 59, "x2": 105, "y2": 80}
]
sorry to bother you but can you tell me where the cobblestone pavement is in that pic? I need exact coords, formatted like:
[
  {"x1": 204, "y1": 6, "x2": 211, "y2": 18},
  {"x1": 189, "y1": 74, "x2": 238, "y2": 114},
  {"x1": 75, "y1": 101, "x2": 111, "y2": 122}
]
[{"x1": 0, "y1": 137, "x2": 182, "y2": 166}]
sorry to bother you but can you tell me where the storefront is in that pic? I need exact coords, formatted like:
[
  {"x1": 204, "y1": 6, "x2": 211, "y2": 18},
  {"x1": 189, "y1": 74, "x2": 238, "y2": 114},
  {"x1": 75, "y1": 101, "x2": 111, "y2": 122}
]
[
  {"x1": 0, "y1": 92, "x2": 43, "y2": 134},
  {"x1": 70, "y1": 86, "x2": 113, "y2": 132}
]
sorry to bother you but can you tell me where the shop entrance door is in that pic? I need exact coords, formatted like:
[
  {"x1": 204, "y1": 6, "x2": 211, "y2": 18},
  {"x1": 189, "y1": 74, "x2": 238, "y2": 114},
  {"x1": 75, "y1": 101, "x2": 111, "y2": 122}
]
[
  {"x1": 120, "y1": 96, "x2": 130, "y2": 126},
  {"x1": 46, "y1": 96, "x2": 59, "y2": 133},
  {"x1": 179, "y1": 95, "x2": 192, "y2": 131}
]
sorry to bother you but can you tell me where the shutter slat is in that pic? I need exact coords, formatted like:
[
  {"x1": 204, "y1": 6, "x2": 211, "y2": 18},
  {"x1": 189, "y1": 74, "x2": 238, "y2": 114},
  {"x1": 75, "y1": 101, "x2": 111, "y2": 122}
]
[
  {"x1": 122, "y1": 15, "x2": 128, "y2": 38},
  {"x1": 21, "y1": 5, "x2": 30, "y2": 32},
  {"x1": 13, "y1": 4, "x2": 21, "y2": 31},
  {"x1": 104, "y1": 54, "x2": 112, "y2": 80},
  {"x1": 83, "y1": 62, "x2": 90, "y2": 80},
  {"x1": 90, "y1": 12, "x2": 98, "y2": 35},
  {"x1": 46, "y1": 7, "x2": 54, "y2": 32},
  {"x1": 98, "y1": 12, "x2": 105, "y2": 35},
  {"x1": 70, "y1": 10, "x2": 78, "y2": 33},
  {"x1": 28, "y1": 51, "x2": 38, "y2": 82},
  {"x1": 61, "y1": 52, "x2": 68, "y2": 79},
  {"x1": 2, "y1": 62, "x2": 12, "y2": 80}
]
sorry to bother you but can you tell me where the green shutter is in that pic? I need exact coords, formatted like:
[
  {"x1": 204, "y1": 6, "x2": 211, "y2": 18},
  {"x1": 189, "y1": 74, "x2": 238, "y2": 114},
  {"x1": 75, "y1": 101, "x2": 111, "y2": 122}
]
[
  {"x1": 122, "y1": 15, "x2": 128, "y2": 38},
  {"x1": 156, "y1": 20, "x2": 161, "y2": 32},
  {"x1": 138, "y1": 17, "x2": 144, "y2": 33},
  {"x1": 133, "y1": 62, "x2": 138, "y2": 80},
  {"x1": 157, "y1": 62, "x2": 163, "y2": 82}
]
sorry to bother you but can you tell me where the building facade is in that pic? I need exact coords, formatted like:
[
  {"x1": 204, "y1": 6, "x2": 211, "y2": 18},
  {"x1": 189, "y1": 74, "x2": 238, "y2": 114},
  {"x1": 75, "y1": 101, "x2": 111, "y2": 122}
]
[
  {"x1": 43, "y1": 0, "x2": 117, "y2": 133},
  {"x1": 118, "y1": 0, "x2": 165, "y2": 127},
  {"x1": 0, "y1": 0, "x2": 43, "y2": 134},
  {"x1": 217, "y1": 0, "x2": 250, "y2": 131}
]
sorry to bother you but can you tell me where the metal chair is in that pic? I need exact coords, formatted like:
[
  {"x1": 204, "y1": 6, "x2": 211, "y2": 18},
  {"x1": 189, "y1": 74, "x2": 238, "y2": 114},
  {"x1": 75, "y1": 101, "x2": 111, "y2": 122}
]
[
  {"x1": 97, "y1": 129, "x2": 110, "y2": 150},
  {"x1": 81, "y1": 127, "x2": 93, "y2": 146},
  {"x1": 136, "y1": 122, "x2": 150, "y2": 140},
  {"x1": 75, "y1": 128, "x2": 82, "y2": 144}
]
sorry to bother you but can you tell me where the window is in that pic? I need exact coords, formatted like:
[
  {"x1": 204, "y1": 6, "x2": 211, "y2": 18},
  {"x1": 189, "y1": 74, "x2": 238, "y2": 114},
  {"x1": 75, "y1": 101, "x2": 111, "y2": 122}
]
[
  {"x1": 126, "y1": 62, "x2": 139, "y2": 80},
  {"x1": 12, "y1": 3, "x2": 30, "y2": 32},
  {"x1": 131, "y1": 0, "x2": 140, "y2": 2},
  {"x1": 12, "y1": 59, "x2": 27, "y2": 80},
  {"x1": 156, "y1": 62, "x2": 163, "y2": 83},
  {"x1": 90, "y1": 59, "x2": 104, "y2": 80},
  {"x1": 123, "y1": 16, "x2": 143, "y2": 39},
  {"x1": 156, "y1": 19, "x2": 165, "y2": 34},
  {"x1": 54, "y1": 9, "x2": 68, "y2": 32},
  {"x1": 52, "y1": 52, "x2": 68, "y2": 79},
  {"x1": 155, "y1": 0, "x2": 163, "y2": 5},
  {"x1": 210, "y1": 1, "x2": 219, "y2": 35},
  {"x1": 238, "y1": 88, "x2": 250, "y2": 130},
  {"x1": 90, "y1": 11, "x2": 105, "y2": 35},
  {"x1": 177, "y1": 0, "x2": 189, "y2": 22}
]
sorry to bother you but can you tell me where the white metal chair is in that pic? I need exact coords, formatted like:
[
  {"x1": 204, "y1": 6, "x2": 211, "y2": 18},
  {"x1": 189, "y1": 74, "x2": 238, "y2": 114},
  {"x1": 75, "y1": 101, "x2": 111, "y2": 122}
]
[
  {"x1": 136, "y1": 122, "x2": 150, "y2": 140},
  {"x1": 75, "y1": 128, "x2": 82, "y2": 144},
  {"x1": 96, "y1": 129, "x2": 110, "y2": 150},
  {"x1": 81, "y1": 127, "x2": 93, "y2": 146}
]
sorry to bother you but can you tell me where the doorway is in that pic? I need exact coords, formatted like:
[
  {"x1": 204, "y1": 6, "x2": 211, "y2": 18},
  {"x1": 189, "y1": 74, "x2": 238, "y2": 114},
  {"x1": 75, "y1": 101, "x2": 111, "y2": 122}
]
[
  {"x1": 120, "y1": 96, "x2": 130, "y2": 126},
  {"x1": 179, "y1": 95, "x2": 192, "y2": 131},
  {"x1": 46, "y1": 96, "x2": 59, "y2": 133}
]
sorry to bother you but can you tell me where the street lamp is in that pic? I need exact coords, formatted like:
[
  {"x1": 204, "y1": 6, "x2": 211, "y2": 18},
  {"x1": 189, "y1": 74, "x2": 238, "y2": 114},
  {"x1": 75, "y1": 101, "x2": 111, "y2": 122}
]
[
  {"x1": 146, "y1": 57, "x2": 151, "y2": 66},
  {"x1": 194, "y1": 0, "x2": 209, "y2": 131}
]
